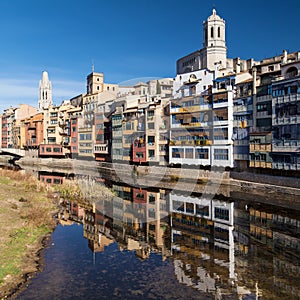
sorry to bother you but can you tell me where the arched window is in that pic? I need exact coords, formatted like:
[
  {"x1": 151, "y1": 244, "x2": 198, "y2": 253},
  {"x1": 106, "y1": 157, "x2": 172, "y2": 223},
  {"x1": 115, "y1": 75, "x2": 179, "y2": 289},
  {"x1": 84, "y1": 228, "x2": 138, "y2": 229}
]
[
  {"x1": 218, "y1": 27, "x2": 220, "y2": 38},
  {"x1": 211, "y1": 27, "x2": 214, "y2": 38},
  {"x1": 286, "y1": 67, "x2": 298, "y2": 79}
]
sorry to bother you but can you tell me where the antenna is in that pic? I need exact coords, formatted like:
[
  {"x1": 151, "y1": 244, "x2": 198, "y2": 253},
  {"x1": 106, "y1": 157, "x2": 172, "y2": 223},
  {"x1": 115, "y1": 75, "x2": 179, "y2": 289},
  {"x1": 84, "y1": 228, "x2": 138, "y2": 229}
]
[{"x1": 92, "y1": 59, "x2": 95, "y2": 72}]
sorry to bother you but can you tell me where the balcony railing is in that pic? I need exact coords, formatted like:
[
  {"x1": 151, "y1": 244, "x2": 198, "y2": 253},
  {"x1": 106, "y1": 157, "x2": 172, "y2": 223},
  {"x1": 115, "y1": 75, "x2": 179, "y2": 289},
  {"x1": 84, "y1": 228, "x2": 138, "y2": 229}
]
[
  {"x1": 249, "y1": 161, "x2": 272, "y2": 168},
  {"x1": 273, "y1": 116, "x2": 300, "y2": 125},
  {"x1": 273, "y1": 94, "x2": 300, "y2": 105},
  {"x1": 272, "y1": 139, "x2": 300, "y2": 152},
  {"x1": 249, "y1": 144, "x2": 272, "y2": 152},
  {"x1": 272, "y1": 162, "x2": 300, "y2": 170},
  {"x1": 94, "y1": 143, "x2": 108, "y2": 154}
]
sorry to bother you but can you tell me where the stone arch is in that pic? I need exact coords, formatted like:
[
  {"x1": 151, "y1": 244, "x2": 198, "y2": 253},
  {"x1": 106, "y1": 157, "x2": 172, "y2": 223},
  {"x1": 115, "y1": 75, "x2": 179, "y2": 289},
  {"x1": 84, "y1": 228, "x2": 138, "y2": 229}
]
[{"x1": 285, "y1": 66, "x2": 298, "y2": 79}]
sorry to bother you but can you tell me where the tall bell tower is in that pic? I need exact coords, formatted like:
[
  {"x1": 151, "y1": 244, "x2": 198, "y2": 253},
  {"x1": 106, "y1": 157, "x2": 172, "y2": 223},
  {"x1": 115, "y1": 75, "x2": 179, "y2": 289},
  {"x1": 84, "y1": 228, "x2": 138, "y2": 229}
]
[
  {"x1": 202, "y1": 9, "x2": 227, "y2": 71},
  {"x1": 38, "y1": 71, "x2": 52, "y2": 111}
]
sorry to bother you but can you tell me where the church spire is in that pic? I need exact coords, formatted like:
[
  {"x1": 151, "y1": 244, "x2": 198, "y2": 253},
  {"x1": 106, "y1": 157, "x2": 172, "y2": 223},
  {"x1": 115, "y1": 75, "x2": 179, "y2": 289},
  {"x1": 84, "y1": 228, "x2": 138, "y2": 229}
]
[{"x1": 38, "y1": 70, "x2": 52, "y2": 111}]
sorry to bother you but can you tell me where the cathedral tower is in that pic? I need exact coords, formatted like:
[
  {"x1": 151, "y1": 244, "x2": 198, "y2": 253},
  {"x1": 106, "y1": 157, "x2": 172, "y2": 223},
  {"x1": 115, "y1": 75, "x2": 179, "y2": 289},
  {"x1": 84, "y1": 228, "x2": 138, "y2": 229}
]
[
  {"x1": 202, "y1": 8, "x2": 227, "y2": 71},
  {"x1": 38, "y1": 71, "x2": 52, "y2": 111}
]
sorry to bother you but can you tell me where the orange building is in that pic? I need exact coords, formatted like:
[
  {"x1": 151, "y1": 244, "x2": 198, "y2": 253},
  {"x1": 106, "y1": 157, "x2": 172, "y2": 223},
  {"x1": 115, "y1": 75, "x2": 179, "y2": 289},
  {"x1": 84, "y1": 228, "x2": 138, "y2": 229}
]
[{"x1": 22, "y1": 112, "x2": 44, "y2": 149}]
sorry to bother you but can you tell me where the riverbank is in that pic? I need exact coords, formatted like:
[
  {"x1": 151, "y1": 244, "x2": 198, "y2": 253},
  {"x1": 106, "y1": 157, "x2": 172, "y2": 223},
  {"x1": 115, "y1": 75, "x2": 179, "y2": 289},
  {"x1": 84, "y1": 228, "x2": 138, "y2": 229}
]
[
  {"x1": 0, "y1": 167, "x2": 116, "y2": 299},
  {"x1": 0, "y1": 169, "x2": 59, "y2": 299}
]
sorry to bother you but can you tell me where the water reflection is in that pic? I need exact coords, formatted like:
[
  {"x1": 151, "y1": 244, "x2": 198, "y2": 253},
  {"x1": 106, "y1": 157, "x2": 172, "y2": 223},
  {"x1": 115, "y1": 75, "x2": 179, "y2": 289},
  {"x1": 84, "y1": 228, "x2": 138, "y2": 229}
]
[{"x1": 16, "y1": 171, "x2": 300, "y2": 299}]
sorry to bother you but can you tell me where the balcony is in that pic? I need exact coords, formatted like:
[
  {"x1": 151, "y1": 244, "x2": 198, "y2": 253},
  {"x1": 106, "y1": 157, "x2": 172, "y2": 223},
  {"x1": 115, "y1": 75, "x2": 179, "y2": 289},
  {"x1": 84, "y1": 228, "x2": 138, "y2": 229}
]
[
  {"x1": 170, "y1": 139, "x2": 212, "y2": 146},
  {"x1": 273, "y1": 116, "x2": 300, "y2": 125},
  {"x1": 112, "y1": 120, "x2": 122, "y2": 127},
  {"x1": 257, "y1": 95, "x2": 272, "y2": 102},
  {"x1": 272, "y1": 140, "x2": 300, "y2": 152},
  {"x1": 249, "y1": 161, "x2": 272, "y2": 168},
  {"x1": 272, "y1": 162, "x2": 300, "y2": 170},
  {"x1": 171, "y1": 122, "x2": 210, "y2": 129},
  {"x1": 170, "y1": 104, "x2": 211, "y2": 114},
  {"x1": 273, "y1": 94, "x2": 300, "y2": 105},
  {"x1": 256, "y1": 111, "x2": 271, "y2": 118},
  {"x1": 112, "y1": 142, "x2": 123, "y2": 149},
  {"x1": 233, "y1": 154, "x2": 249, "y2": 160},
  {"x1": 94, "y1": 143, "x2": 108, "y2": 154},
  {"x1": 249, "y1": 144, "x2": 272, "y2": 152}
]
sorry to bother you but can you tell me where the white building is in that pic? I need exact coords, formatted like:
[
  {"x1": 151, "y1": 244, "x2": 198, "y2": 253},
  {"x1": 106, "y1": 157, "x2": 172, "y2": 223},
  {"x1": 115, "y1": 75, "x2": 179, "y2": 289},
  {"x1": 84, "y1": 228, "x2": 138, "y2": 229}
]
[{"x1": 169, "y1": 9, "x2": 255, "y2": 168}]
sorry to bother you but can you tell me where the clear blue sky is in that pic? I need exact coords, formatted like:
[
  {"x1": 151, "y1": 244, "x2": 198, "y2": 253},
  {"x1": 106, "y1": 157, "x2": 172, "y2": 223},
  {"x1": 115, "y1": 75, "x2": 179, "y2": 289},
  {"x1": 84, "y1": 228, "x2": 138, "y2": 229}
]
[{"x1": 0, "y1": 0, "x2": 300, "y2": 112}]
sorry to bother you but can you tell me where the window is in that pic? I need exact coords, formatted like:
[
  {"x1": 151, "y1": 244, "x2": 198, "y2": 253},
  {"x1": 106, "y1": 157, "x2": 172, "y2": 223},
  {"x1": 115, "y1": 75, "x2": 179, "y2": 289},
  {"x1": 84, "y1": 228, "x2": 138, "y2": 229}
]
[
  {"x1": 186, "y1": 202, "x2": 194, "y2": 213},
  {"x1": 214, "y1": 148, "x2": 228, "y2": 160},
  {"x1": 135, "y1": 152, "x2": 144, "y2": 158},
  {"x1": 148, "y1": 136, "x2": 155, "y2": 145},
  {"x1": 286, "y1": 66, "x2": 298, "y2": 79},
  {"x1": 72, "y1": 127, "x2": 76, "y2": 132},
  {"x1": 218, "y1": 27, "x2": 220, "y2": 38},
  {"x1": 196, "y1": 204, "x2": 209, "y2": 216},
  {"x1": 185, "y1": 148, "x2": 194, "y2": 159},
  {"x1": 215, "y1": 207, "x2": 229, "y2": 221},
  {"x1": 148, "y1": 122, "x2": 155, "y2": 130},
  {"x1": 211, "y1": 27, "x2": 214, "y2": 38},
  {"x1": 148, "y1": 149, "x2": 155, "y2": 158},
  {"x1": 149, "y1": 194, "x2": 155, "y2": 203},
  {"x1": 172, "y1": 148, "x2": 184, "y2": 158},
  {"x1": 53, "y1": 147, "x2": 61, "y2": 153},
  {"x1": 196, "y1": 148, "x2": 209, "y2": 159},
  {"x1": 173, "y1": 200, "x2": 184, "y2": 212},
  {"x1": 147, "y1": 110, "x2": 154, "y2": 117}
]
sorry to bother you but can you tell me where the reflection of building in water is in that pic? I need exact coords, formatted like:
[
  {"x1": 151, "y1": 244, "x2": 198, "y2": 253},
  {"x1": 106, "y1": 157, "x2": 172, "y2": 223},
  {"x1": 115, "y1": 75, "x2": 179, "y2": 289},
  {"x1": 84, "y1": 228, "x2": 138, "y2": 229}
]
[
  {"x1": 58, "y1": 200, "x2": 85, "y2": 226},
  {"x1": 38, "y1": 171, "x2": 66, "y2": 185},
  {"x1": 245, "y1": 204, "x2": 300, "y2": 299},
  {"x1": 111, "y1": 183, "x2": 171, "y2": 259},
  {"x1": 54, "y1": 178, "x2": 300, "y2": 299},
  {"x1": 169, "y1": 192, "x2": 261, "y2": 298},
  {"x1": 170, "y1": 192, "x2": 234, "y2": 282}
]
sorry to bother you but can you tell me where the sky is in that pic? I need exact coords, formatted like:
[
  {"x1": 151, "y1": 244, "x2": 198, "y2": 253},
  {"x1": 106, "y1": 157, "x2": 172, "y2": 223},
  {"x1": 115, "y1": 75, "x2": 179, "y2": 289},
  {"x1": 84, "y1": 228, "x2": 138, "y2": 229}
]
[{"x1": 0, "y1": 0, "x2": 300, "y2": 113}]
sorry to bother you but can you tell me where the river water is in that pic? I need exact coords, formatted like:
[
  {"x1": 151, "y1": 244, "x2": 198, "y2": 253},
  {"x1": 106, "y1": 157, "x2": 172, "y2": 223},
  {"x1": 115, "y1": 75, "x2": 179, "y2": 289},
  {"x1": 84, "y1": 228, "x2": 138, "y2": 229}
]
[{"x1": 11, "y1": 170, "x2": 300, "y2": 299}]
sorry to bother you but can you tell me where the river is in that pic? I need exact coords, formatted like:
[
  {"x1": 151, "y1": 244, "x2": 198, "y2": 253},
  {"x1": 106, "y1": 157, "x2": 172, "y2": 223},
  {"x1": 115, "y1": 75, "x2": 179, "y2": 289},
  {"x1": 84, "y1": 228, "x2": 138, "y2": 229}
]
[{"x1": 8, "y1": 168, "x2": 300, "y2": 299}]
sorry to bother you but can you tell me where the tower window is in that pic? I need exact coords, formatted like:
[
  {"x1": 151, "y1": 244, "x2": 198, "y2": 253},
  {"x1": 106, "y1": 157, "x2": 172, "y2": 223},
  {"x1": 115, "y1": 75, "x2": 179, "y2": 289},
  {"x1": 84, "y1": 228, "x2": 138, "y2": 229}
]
[
  {"x1": 218, "y1": 27, "x2": 220, "y2": 38},
  {"x1": 211, "y1": 27, "x2": 214, "y2": 38}
]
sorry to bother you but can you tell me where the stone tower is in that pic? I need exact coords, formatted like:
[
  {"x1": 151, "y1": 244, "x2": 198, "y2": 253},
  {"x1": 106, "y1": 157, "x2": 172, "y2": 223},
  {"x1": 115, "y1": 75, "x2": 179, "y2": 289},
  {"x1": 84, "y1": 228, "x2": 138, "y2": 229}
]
[
  {"x1": 38, "y1": 71, "x2": 52, "y2": 111},
  {"x1": 202, "y1": 9, "x2": 227, "y2": 71}
]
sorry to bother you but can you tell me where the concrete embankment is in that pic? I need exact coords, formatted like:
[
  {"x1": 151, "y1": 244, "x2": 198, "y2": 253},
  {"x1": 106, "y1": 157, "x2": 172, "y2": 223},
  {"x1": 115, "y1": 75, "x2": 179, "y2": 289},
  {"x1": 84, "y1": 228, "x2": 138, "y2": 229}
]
[{"x1": 17, "y1": 157, "x2": 300, "y2": 205}]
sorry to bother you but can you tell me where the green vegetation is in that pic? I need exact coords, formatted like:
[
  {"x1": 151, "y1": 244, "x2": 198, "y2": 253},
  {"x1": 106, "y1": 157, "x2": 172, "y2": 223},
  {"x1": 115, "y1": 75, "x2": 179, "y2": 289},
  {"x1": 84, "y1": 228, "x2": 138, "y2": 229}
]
[{"x1": 0, "y1": 169, "x2": 57, "y2": 298}]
